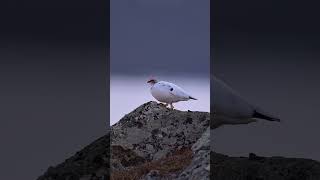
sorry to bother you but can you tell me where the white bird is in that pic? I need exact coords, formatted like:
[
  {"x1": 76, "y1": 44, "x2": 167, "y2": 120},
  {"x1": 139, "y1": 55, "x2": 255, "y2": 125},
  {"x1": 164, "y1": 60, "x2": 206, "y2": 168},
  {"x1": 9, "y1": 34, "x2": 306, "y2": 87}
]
[
  {"x1": 147, "y1": 78, "x2": 197, "y2": 109},
  {"x1": 212, "y1": 76, "x2": 280, "y2": 129}
]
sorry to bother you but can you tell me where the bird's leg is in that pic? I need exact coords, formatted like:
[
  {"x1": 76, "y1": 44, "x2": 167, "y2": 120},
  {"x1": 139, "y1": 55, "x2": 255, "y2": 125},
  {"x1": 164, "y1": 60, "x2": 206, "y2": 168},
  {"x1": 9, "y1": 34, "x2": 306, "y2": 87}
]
[
  {"x1": 159, "y1": 102, "x2": 168, "y2": 107},
  {"x1": 161, "y1": 103, "x2": 168, "y2": 107},
  {"x1": 169, "y1": 103, "x2": 174, "y2": 109}
]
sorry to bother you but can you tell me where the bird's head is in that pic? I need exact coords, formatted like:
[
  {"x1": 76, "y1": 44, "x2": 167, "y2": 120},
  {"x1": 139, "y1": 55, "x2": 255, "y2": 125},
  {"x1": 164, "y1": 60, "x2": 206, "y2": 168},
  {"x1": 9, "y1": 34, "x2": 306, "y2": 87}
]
[{"x1": 147, "y1": 77, "x2": 158, "y2": 85}]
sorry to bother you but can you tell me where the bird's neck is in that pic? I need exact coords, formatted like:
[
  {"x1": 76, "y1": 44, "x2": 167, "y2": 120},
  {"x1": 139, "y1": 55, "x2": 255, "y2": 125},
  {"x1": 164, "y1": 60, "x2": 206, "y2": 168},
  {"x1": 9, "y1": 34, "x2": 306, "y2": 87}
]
[
  {"x1": 149, "y1": 83, "x2": 155, "y2": 88},
  {"x1": 150, "y1": 81, "x2": 157, "y2": 86}
]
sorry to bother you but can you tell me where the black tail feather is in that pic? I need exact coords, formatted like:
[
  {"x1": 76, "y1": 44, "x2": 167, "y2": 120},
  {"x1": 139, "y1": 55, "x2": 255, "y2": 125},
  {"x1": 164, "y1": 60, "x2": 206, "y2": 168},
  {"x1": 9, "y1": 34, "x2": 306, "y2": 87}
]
[{"x1": 253, "y1": 110, "x2": 280, "y2": 122}]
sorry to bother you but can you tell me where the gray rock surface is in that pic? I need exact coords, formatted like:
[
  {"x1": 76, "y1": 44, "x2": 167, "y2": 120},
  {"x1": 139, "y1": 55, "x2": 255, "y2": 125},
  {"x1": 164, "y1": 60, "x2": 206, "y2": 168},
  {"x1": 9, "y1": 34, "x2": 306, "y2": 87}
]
[
  {"x1": 111, "y1": 101, "x2": 209, "y2": 161},
  {"x1": 111, "y1": 101, "x2": 210, "y2": 179},
  {"x1": 175, "y1": 127, "x2": 210, "y2": 180},
  {"x1": 37, "y1": 101, "x2": 320, "y2": 180},
  {"x1": 211, "y1": 152, "x2": 320, "y2": 180},
  {"x1": 37, "y1": 134, "x2": 110, "y2": 180},
  {"x1": 37, "y1": 101, "x2": 210, "y2": 180}
]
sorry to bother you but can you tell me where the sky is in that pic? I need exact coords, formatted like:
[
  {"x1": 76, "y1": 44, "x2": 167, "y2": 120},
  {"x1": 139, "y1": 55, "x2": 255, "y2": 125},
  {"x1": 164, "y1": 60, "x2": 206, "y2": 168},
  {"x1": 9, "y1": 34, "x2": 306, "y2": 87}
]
[
  {"x1": 110, "y1": 0, "x2": 210, "y2": 76},
  {"x1": 110, "y1": 0, "x2": 210, "y2": 125}
]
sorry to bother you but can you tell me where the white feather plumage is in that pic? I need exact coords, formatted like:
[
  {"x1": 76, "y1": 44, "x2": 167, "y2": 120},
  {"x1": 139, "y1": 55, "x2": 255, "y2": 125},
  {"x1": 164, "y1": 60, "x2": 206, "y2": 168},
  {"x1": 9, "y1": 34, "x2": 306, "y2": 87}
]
[
  {"x1": 148, "y1": 80, "x2": 196, "y2": 109},
  {"x1": 212, "y1": 76, "x2": 280, "y2": 129}
]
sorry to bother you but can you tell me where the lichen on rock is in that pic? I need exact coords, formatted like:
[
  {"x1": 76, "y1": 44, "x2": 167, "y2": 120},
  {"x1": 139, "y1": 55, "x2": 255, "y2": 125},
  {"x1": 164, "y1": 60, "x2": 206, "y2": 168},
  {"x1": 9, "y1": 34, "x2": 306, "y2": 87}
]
[
  {"x1": 111, "y1": 101, "x2": 210, "y2": 179},
  {"x1": 111, "y1": 101, "x2": 209, "y2": 162},
  {"x1": 37, "y1": 101, "x2": 320, "y2": 180}
]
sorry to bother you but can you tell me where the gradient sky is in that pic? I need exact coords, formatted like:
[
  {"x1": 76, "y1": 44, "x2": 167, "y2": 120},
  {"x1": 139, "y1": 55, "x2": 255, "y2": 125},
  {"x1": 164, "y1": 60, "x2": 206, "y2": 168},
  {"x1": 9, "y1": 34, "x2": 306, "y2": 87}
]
[
  {"x1": 111, "y1": 0, "x2": 209, "y2": 76},
  {"x1": 110, "y1": 0, "x2": 210, "y2": 127}
]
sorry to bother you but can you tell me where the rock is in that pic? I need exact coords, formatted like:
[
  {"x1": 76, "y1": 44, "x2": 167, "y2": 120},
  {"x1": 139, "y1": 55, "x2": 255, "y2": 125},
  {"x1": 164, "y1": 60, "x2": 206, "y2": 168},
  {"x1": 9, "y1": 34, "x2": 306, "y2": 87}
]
[
  {"x1": 37, "y1": 101, "x2": 320, "y2": 180},
  {"x1": 37, "y1": 134, "x2": 110, "y2": 180},
  {"x1": 111, "y1": 145, "x2": 145, "y2": 170},
  {"x1": 211, "y1": 152, "x2": 320, "y2": 180},
  {"x1": 175, "y1": 127, "x2": 210, "y2": 180},
  {"x1": 143, "y1": 170, "x2": 161, "y2": 180},
  {"x1": 111, "y1": 101, "x2": 210, "y2": 180},
  {"x1": 37, "y1": 101, "x2": 210, "y2": 180},
  {"x1": 111, "y1": 101, "x2": 210, "y2": 162}
]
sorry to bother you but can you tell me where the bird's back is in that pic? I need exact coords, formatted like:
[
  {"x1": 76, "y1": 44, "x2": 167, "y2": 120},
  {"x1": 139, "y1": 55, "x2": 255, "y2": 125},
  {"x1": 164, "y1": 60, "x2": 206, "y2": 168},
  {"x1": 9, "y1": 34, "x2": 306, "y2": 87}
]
[
  {"x1": 151, "y1": 81, "x2": 190, "y2": 103},
  {"x1": 213, "y1": 76, "x2": 255, "y2": 118}
]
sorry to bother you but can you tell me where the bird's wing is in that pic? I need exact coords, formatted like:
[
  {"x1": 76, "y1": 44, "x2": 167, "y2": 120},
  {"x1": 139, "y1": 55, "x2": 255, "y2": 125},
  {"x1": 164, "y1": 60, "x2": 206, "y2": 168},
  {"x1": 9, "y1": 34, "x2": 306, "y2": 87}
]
[
  {"x1": 152, "y1": 82, "x2": 173, "y2": 97},
  {"x1": 212, "y1": 76, "x2": 255, "y2": 118},
  {"x1": 158, "y1": 81, "x2": 190, "y2": 100},
  {"x1": 212, "y1": 76, "x2": 280, "y2": 122}
]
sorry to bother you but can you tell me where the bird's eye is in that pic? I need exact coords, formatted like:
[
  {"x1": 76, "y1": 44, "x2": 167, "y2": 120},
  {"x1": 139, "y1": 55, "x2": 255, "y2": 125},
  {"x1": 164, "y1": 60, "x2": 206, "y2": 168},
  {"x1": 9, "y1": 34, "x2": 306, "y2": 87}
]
[{"x1": 170, "y1": 88, "x2": 173, "y2": 91}]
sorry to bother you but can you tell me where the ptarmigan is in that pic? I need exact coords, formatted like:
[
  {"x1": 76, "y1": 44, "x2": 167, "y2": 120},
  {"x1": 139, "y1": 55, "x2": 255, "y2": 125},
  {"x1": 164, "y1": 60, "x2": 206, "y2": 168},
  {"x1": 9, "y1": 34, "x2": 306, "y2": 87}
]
[
  {"x1": 147, "y1": 78, "x2": 197, "y2": 109},
  {"x1": 212, "y1": 76, "x2": 280, "y2": 129}
]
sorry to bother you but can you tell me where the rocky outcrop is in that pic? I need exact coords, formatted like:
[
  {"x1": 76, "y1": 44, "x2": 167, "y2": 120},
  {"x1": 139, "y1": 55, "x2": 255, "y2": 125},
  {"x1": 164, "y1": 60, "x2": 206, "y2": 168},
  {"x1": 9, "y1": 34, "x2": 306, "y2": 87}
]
[
  {"x1": 37, "y1": 101, "x2": 210, "y2": 180},
  {"x1": 111, "y1": 101, "x2": 210, "y2": 179},
  {"x1": 37, "y1": 101, "x2": 320, "y2": 180},
  {"x1": 211, "y1": 152, "x2": 320, "y2": 180},
  {"x1": 37, "y1": 134, "x2": 110, "y2": 180},
  {"x1": 176, "y1": 127, "x2": 210, "y2": 180}
]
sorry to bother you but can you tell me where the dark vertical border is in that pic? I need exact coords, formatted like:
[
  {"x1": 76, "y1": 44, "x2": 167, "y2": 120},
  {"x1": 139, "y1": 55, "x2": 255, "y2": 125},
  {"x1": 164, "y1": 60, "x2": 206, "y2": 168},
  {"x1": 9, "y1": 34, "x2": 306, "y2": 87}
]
[
  {"x1": 210, "y1": 0, "x2": 214, "y2": 120},
  {"x1": 106, "y1": 0, "x2": 111, "y2": 179},
  {"x1": 210, "y1": 0, "x2": 214, "y2": 179},
  {"x1": 0, "y1": 0, "x2": 111, "y2": 178},
  {"x1": 106, "y1": 0, "x2": 111, "y2": 127}
]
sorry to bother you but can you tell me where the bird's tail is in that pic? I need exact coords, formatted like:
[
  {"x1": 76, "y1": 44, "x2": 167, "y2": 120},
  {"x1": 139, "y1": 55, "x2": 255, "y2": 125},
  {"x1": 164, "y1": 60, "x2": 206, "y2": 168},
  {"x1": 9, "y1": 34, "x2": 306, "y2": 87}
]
[
  {"x1": 189, "y1": 96, "x2": 197, "y2": 100},
  {"x1": 253, "y1": 110, "x2": 280, "y2": 122}
]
